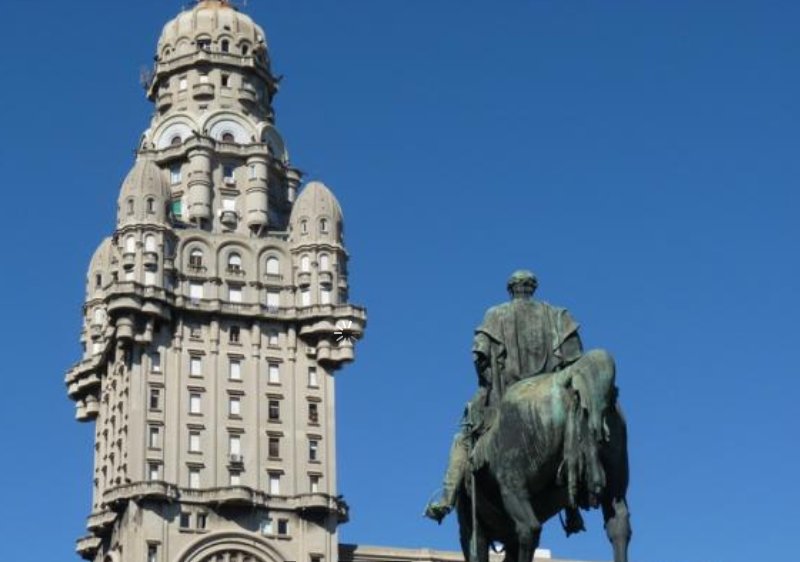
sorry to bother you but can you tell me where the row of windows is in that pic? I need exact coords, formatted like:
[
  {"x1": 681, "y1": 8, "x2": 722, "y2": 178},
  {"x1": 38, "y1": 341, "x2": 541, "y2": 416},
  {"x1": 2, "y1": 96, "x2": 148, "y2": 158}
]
[
  {"x1": 187, "y1": 281, "x2": 339, "y2": 306},
  {"x1": 188, "y1": 250, "x2": 283, "y2": 275},
  {"x1": 155, "y1": 353, "x2": 319, "y2": 387},
  {"x1": 163, "y1": 38, "x2": 252, "y2": 59}
]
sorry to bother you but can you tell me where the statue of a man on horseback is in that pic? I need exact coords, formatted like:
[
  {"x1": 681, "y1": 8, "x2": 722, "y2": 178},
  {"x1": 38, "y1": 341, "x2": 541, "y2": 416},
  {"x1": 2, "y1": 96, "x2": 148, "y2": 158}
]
[{"x1": 425, "y1": 270, "x2": 632, "y2": 562}]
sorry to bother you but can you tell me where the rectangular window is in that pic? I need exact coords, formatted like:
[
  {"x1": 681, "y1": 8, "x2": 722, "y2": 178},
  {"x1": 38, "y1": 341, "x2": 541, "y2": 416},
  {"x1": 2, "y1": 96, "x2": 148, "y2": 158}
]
[
  {"x1": 189, "y1": 393, "x2": 202, "y2": 414},
  {"x1": 309, "y1": 439, "x2": 319, "y2": 462},
  {"x1": 310, "y1": 475, "x2": 320, "y2": 493},
  {"x1": 189, "y1": 467, "x2": 201, "y2": 489},
  {"x1": 277, "y1": 518, "x2": 289, "y2": 535},
  {"x1": 189, "y1": 430, "x2": 201, "y2": 453},
  {"x1": 308, "y1": 367, "x2": 318, "y2": 388},
  {"x1": 124, "y1": 268, "x2": 135, "y2": 281},
  {"x1": 221, "y1": 73, "x2": 230, "y2": 87},
  {"x1": 268, "y1": 436, "x2": 280, "y2": 459},
  {"x1": 268, "y1": 473, "x2": 281, "y2": 495},
  {"x1": 229, "y1": 396, "x2": 241, "y2": 417},
  {"x1": 267, "y1": 331, "x2": 279, "y2": 347},
  {"x1": 268, "y1": 400, "x2": 280, "y2": 421},
  {"x1": 260, "y1": 518, "x2": 273, "y2": 535},
  {"x1": 189, "y1": 324, "x2": 201, "y2": 339},
  {"x1": 320, "y1": 286, "x2": 331, "y2": 305},
  {"x1": 171, "y1": 199, "x2": 183, "y2": 219},
  {"x1": 170, "y1": 164, "x2": 181, "y2": 184},
  {"x1": 223, "y1": 164, "x2": 235, "y2": 183},
  {"x1": 229, "y1": 434, "x2": 241, "y2": 455},
  {"x1": 199, "y1": 73, "x2": 209, "y2": 83},
  {"x1": 308, "y1": 402, "x2": 319, "y2": 424},
  {"x1": 189, "y1": 282, "x2": 203, "y2": 301},
  {"x1": 230, "y1": 470, "x2": 241, "y2": 486},
  {"x1": 267, "y1": 363, "x2": 280, "y2": 384},
  {"x1": 151, "y1": 351, "x2": 161, "y2": 372},
  {"x1": 301, "y1": 288, "x2": 311, "y2": 307},
  {"x1": 179, "y1": 76, "x2": 188, "y2": 91},
  {"x1": 180, "y1": 512, "x2": 191, "y2": 528},
  {"x1": 190, "y1": 356, "x2": 202, "y2": 376},
  {"x1": 147, "y1": 544, "x2": 158, "y2": 562},
  {"x1": 266, "y1": 290, "x2": 280, "y2": 310},
  {"x1": 148, "y1": 426, "x2": 160, "y2": 449},
  {"x1": 229, "y1": 325, "x2": 240, "y2": 344},
  {"x1": 197, "y1": 512, "x2": 207, "y2": 530},
  {"x1": 229, "y1": 286, "x2": 242, "y2": 303},
  {"x1": 148, "y1": 462, "x2": 160, "y2": 481},
  {"x1": 229, "y1": 358, "x2": 241, "y2": 380},
  {"x1": 249, "y1": 164, "x2": 257, "y2": 180},
  {"x1": 149, "y1": 387, "x2": 161, "y2": 410},
  {"x1": 145, "y1": 270, "x2": 156, "y2": 286},
  {"x1": 222, "y1": 198, "x2": 236, "y2": 211}
]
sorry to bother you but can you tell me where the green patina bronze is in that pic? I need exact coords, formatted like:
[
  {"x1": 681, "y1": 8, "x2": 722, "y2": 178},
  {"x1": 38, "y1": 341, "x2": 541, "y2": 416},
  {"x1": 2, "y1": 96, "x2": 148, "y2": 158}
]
[{"x1": 425, "y1": 270, "x2": 632, "y2": 562}]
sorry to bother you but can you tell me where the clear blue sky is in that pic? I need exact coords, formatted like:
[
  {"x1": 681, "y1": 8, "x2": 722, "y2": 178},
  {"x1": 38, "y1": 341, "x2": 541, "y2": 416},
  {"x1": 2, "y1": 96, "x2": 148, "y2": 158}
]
[{"x1": 0, "y1": 1, "x2": 797, "y2": 561}]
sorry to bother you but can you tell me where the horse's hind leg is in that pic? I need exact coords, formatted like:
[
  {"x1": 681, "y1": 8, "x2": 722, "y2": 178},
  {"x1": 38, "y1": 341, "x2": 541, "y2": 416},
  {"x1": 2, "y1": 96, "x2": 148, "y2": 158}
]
[
  {"x1": 499, "y1": 489, "x2": 541, "y2": 562},
  {"x1": 602, "y1": 496, "x2": 631, "y2": 562},
  {"x1": 457, "y1": 497, "x2": 489, "y2": 562}
]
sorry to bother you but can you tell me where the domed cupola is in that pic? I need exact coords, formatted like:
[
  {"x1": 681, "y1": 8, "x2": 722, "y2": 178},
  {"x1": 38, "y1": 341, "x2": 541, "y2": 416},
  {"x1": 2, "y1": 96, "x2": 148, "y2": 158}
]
[
  {"x1": 86, "y1": 237, "x2": 114, "y2": 301},
  {"x1": 289, "y1": 181, "x2": 344, "y2": 245},
  {"x1": 116, "y1": 157, "x2": 170, "y2": 227}
]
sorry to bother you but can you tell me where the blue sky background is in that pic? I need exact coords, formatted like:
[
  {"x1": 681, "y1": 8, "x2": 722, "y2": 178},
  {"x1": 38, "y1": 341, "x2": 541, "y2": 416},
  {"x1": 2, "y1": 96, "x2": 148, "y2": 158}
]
[{"x1": 0, "y1": 1, "x2": 798, "y2": 561}]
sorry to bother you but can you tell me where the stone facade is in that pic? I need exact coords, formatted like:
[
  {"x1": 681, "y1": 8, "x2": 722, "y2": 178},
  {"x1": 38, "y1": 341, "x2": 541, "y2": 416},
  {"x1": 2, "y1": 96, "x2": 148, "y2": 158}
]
[{"x1": 65, "y1": 2, "x2": 366, "y2": 562}]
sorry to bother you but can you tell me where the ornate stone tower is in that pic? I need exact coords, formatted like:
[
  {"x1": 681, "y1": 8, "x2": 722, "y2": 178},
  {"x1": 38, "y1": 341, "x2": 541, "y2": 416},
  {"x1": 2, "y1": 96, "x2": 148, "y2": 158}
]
[{"x1": 64, "y1": 2, "x2": 366, "y2": 561}]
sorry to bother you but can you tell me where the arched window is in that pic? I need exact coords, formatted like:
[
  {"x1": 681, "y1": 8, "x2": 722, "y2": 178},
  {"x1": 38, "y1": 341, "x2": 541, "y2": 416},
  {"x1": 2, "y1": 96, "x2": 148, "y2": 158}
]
[
  {"x1": 300, "y1": 220, "x2": 308, "y2": 234},
  {"x1": 221, "y1": 39, "x2": 230, "y2": 53},
  {"x1": 300, "y1": 254, "x2": 310, "y2": 272},
  {"x1": 170, "y1": 135, "x2": 182, "y2": 146},
  {"x1": 146, "y1": 198, "x2": 155, "y2": 214},
  {"x1": 126, "y1": 198, "x2": 134, "y2": 215},
  {"x1": 228, "y1": 252, "x2": 242, "y2": 272},
  {"x1": 144, "y1": 235, "x2": 156, "y2": 252},
  {"x1": 319, "y1": 254, "x2": 330, "y2": 271},
  {"x1": 189, "y1": 249, "x2": 203, "y2": 269},
  {"x1": 125, "y1": 236, "x2": 136, "y2": 253},
  {"x1": 221, "y1": 132, "x2": 235, "y2": 143},
  {"x1": 320, "y1": 218, "x2": 328, "y2": 233},
  {"x1": 242, "y1": 44, "x2": 250, "y2": 56},
  {"x1": 266, "y1": 256, "x2": 280, "y2": 275}
]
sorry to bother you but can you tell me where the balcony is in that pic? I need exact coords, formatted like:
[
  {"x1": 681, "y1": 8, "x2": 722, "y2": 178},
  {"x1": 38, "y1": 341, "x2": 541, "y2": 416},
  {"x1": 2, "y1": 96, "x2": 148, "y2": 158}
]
[
  {"x1": 103, "y1": 481, "x2": 179, "y2": 508},
  {"x1": 156, "y1": 91, "x2": 173, "y2": 111},
  {"x1": 220, "y1": 210, "x2": 238, "y2": 227},
  {"x1": 192, "y1": 82, "x2": 215, "y2": 99},
  {"x1": 238, "y1": 86, "x2": 257, "y2": 105},
  {"x1": 86, "y1": 510, "x2": 117, "y2": 534},
  {"x1": 76, "y1": 536, "x2": 101, "y2": 560},
  {"x1": 143, "y1": 251, "x2": 158, "y2": 267}
]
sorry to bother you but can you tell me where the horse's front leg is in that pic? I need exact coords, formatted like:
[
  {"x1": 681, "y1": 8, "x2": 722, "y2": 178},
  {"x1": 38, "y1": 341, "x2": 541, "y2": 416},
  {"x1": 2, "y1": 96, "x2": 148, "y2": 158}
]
[
  {"x1": 499, "y1": 488, "x2": 541, "y2": 562},
  {"x1": 602, "y1": 496, "x2": 631, "y2": 562}
]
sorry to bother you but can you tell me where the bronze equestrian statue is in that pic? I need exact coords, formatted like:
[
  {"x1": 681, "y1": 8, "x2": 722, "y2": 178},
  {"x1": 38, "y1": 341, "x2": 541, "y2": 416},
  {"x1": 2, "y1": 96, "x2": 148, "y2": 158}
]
[{"x1": 425, "y1": 270, "x2": 632, "y2": 562}]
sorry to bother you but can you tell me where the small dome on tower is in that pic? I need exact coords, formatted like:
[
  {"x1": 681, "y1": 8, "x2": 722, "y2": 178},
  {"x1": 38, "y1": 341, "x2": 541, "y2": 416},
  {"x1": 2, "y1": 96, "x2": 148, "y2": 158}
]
[
  {"x1": 289, "y1": 181, "x2": 344, "y2": 244},
  {"x1": 116, "y1": 158, "x2": 170, "y2": 226},
  {"x1": 157, "y1": 1, "x2": 268, "y2": 64},
  {"x1": 86, "y1": 237, "x2": 113, "y2": 300}
]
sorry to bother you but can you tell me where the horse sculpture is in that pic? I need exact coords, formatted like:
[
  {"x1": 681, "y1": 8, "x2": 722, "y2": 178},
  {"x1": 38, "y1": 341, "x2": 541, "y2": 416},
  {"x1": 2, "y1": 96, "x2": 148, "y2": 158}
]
[{"x1": 454, "y1": 349, "x2": 631, "y2": 562}]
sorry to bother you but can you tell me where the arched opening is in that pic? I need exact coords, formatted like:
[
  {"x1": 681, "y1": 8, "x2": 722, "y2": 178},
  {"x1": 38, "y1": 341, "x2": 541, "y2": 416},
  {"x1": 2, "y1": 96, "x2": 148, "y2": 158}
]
[
  {"x1": 265, "y1": 256, "x2": 280, "y2": 276},
  {"x1": 189, "y1": 249, "x2": 204, "y2": 269},
  {"x1": 228, "y1": 252, "x2": 242, "y2": 272},
  {"x1": 221, "y1": 132, "x2": 235, "y2": 143}
]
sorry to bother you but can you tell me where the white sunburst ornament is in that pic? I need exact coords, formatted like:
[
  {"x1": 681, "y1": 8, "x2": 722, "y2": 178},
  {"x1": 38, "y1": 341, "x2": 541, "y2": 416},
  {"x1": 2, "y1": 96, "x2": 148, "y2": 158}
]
[{"x1": 333, "y1": 320, "x2": 355, "y2": 344}]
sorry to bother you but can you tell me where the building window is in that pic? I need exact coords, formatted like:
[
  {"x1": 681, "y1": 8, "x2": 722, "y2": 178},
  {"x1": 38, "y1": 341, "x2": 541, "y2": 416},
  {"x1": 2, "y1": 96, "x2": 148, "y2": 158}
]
[
  {"x1": 190, "y1": 356, "x2": 202, "y2": 377},
  {"x1": 221, "y1": 39, "x2": 230, "y2": 52},
  {"x1": 320, "y1": 285, "x2": 331, "y2": 305},
  {"x1": 277, "y1": 518, "x2": 289, "y2": 535},
  {"x1": 266, "y1": 256, "x2": 280, "y2": 275},
  {"x1": 229, "y1": 286, "x2": 242, "y2": 303},
  {"x1": 144, "y1": 270, "x2": 156, "y2": 286},
  {"x1": 95, "y1": 273, "x2": 102, "y2": 288},
  {"x1": 147, "y1": 543, "x2": 159, "y2": 562},
  {"x1": 188, "y1": 324, "x2": 202, "y2": 339},
  {"x1": 146, "y1": 198, "x2": 155, "y2": 214},
  {"x1": 267, "y1": 363, "x2": 280, "y2": 384},
  {"x1": 179, "y1": 76, "x2": 188, "y2": 90},
  {"x1": 125, "y1": 235, "x2": 136, "y2": 253},
  {"x1": 199, "y1": 72, "x2": 209, "y2": 84},
  {"x1": 319, "y1": 254, "x2": 330, "y2": 271},
  {"x1": 268, "y1": 399, "x2": 280, "y2": 421},
  {"x1": 180, "y1": 512, "x2": 191, "y2": 528},
  {"x1": 223, "y1": 164, "x2": 235, "y2": 183},
  {"x1": 126, "y1": 198, "x2": 134, "y2": 215},
  {"x1": 260, "y1": 518, "x2": 273, "y2": 535},
  {"x1": 300, "y1": 220, "x2": 308, "y2": 234},
  {"x1": 149, "y1": 388, "x2": 161, "y2": 410},
  {"x1": 144, "y1": 234, "x2": 157, "y2": 252},
  {"x1": 320, "y1": 218, "x2": 328, "y2": 233},
  {"x1": 188, "y1": 467, "x2": 201, "y2": 489},
  {"x1": 170, "y1": 135, "x2": 182, "y2": 146},
  {"x1": 308, "y1": 402, "x2": 319, "y2": 424},
  {"x1": 268, "y1": 473, "x2": 281, "y2": 495},
  {"x1": 148, "y1": 462, "x2": 160, "y2": 481},
  {"x1": 170, "y1": 164, "x2": 181, "y2": 184},
  {"x1": 221, "y1": 73, "x2": 230, "y2": 87},
  {"x1": 249, "y1": 163, "x2": 257, "y2": 179},
  {"x1": 148, "y1": 426, "x2": 160, "y2": 449},
  {"x1": 229, "y1": 358, "x2": 241, "y2": 380},
  {"x1": 124, "y1": 267, "x2": 135, "y2": 281},
  {"x1": 266, "y1": 290, "x2": 280, "y2": 310},
  {"x1": 188, "y1": 249, "x2": 203, "y2": 268},
  {"x1": 229, "y1": 396, "x2": 241, "y2": 417},
  {"x1": 189, "y1": 430, "x2": 201, "y2": 453},
  {"x1": 229, "y1": 434, "x2": 241, "y2": 456},
  {"x1": 300, "y1": 288, "x2": 311, "y2": 307},
  {"x1": 221, "y1": 132, "x2": 235, "y2": 143},
  {"x1": 189, "y1": 393, "x2": 202, "y2": 414},
  {"x1": 228, "y1": 252, "x2": 242, "y2": 271},
  {"x1": 309, "y1": 439, "x2": 319, "y2": 462},
  {"x1": 197, "y1": 38, "x2": 211, "y2": 50},
  {"x1": 151, "y1": 351, "x2": 161, "y2": 372},
  {"x1": 189, "y1": 282, "x2": 203, "y2": 301},
  {"x1": 197, "y1": 512, "x2": 207, "y2": 530},
  {"x1": 230, "y1": 470, "x2": 241, "y2": 486},
  {"x1": 310, "y1": 475, "x2": 321, "y2": 494},
  {"x1": 268, "y1": 436, "x2": 280, "y2": 459},
  {"x1": 308, "y1": 367, "x2": 318, "y2": 388},
  {"x1": 300, "y1": 254, "x2": 310, "y2": 272},
  {"x1": 267, "y1": 330, "x2": 279, "y2": 347},
  {"x1": 229, "y1": 326, "x2": 241, "y2": 344}
]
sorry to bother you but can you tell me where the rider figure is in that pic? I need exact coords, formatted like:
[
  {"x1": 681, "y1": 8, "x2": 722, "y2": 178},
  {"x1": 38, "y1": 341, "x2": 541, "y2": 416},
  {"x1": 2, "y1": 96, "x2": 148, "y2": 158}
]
[{"x1": 425, "y1": 270, "x2": 585, "y2": 533}]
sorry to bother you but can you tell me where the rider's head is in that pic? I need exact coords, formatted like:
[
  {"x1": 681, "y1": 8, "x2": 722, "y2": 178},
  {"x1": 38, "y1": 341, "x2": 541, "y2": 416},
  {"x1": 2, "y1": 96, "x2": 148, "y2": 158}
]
[{"x1": 507, "y1": 270, "x2": 538, "y2": 300}]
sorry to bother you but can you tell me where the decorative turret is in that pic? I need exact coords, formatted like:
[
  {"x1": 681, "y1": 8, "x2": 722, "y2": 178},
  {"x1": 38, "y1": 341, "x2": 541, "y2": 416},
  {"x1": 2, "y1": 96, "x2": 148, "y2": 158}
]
[{"x1": 116, "y1": 158, "x2": 170, "y2": 227}]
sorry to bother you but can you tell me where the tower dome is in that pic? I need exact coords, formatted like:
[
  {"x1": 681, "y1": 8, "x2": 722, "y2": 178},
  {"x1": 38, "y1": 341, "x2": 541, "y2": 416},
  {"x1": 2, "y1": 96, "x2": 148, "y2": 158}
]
[
  {"x1": 289, "y1": 181, "x2": 344, "y2": 244},
  {"x1": 156, "y1": 0, "x2": 269, "y2": 66},
  {"x1": 116, "y1": 158, "x2": 169, "y2": 226}
]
